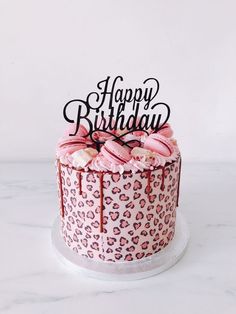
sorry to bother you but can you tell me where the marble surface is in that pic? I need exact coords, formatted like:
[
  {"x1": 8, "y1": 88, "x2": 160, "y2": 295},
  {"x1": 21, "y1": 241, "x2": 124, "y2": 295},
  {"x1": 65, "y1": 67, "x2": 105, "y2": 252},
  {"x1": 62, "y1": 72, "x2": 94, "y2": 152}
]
[{"x1": 0, "y1": 162, "x2": 236, "y2": 314}]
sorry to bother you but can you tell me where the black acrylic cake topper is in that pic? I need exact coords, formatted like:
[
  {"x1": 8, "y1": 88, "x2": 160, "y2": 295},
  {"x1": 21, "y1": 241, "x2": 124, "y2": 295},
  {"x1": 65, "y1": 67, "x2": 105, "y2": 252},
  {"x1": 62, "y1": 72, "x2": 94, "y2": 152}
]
[{"x1": 63, "y1": 76, "x2": 170, "y2": 148}]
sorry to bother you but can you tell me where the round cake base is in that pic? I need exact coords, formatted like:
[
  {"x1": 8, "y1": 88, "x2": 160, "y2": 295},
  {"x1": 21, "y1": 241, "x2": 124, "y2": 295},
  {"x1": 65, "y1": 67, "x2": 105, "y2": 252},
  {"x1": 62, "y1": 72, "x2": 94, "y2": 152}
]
[{"x1": 51, "y1": 212, "x2": 189, "y2": 281}]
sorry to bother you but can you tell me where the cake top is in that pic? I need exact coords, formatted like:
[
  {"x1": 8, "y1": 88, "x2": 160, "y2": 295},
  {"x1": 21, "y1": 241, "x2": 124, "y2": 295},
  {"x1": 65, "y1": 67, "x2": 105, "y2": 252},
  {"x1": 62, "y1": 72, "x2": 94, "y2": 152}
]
[
  {"x1": 57, "y1": 76, "x2": 180, "y2": 173},
  {"x1": 56, "y1": 122, "x2": 179, "y2": 173}
]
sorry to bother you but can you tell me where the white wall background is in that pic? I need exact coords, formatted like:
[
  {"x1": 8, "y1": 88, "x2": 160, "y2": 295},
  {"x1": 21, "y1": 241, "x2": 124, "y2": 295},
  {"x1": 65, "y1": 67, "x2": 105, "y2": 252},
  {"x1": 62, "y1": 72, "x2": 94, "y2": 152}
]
[{"x1": 1, "y1": 0, "x2": 236, "y2": 162}]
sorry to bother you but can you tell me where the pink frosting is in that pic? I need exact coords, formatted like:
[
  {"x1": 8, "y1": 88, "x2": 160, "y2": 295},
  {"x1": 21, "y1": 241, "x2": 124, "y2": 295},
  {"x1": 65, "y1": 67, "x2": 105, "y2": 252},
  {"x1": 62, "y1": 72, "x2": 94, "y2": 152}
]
[{"x1": 56, "y1": 124, "x2": 92, "y2": 159}]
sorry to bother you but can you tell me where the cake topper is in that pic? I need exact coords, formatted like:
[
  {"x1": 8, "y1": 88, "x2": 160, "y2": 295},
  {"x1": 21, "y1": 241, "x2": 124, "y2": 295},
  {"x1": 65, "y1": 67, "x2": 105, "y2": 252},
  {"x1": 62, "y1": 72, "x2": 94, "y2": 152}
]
[{"x1": 63, "y1": 76, "x2": 170, "y2": 147}]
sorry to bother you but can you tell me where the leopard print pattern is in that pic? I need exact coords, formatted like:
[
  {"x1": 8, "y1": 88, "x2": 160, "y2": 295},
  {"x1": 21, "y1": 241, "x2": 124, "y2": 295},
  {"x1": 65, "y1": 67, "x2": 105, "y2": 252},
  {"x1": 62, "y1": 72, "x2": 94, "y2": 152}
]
[{"x1": 56, "y1": 157, "x2": 180, "y2": 262}]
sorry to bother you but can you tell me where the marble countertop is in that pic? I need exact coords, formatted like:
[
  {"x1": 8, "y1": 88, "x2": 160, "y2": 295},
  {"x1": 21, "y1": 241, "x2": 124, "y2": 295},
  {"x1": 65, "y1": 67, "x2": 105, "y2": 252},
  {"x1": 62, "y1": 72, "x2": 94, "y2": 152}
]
[{"x1": 0, "y1": 161, "x2": 235, "y2": 314}]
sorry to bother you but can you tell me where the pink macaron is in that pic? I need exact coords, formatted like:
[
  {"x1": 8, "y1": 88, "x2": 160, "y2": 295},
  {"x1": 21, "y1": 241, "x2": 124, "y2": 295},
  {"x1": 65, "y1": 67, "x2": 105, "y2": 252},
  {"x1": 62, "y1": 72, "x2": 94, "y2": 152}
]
[
  {"x1": 64, "y1": 123, "x2": 88, "y2": 137},
  {"x1": 57, "y1": 136, "x2": 87, "y2": 157},
  {"x1": 144, "y1": 134, "x2": 174, "y2": 157},
  {"x1": 157, "y1": 123, "x2": 173, "y2": 138},
  {"x1": 101, "y1": 140, "x2": 131, "y2": 165},
  {"x1": 64, "y1": 123, "x2": 92, "y2": 144}
]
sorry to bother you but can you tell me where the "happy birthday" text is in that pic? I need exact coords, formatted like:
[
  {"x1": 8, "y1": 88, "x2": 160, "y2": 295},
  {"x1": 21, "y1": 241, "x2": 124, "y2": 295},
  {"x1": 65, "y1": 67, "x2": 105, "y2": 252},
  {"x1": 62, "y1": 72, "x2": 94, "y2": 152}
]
[{"x1": 63, "y1": 76, "x2": 170, "y2": 143}]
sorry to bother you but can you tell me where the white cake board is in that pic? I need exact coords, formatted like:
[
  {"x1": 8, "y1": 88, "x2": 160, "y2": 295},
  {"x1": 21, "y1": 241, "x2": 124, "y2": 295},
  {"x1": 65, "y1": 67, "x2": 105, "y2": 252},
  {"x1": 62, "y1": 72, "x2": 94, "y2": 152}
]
[{"x1": 51, "y1": 212, "x2": 189, "y2": 281}]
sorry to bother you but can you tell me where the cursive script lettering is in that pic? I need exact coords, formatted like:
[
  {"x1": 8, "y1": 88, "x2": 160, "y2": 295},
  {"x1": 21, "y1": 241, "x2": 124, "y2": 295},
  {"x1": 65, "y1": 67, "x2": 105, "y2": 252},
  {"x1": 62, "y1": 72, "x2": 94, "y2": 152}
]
[{"x1": 63, "y1": 76, "x2": 170, "y2": 144}]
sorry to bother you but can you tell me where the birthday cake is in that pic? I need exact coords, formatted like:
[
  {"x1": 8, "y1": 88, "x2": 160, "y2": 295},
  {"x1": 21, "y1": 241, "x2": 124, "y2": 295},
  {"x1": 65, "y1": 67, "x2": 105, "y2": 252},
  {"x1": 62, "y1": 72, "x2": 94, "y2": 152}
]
[{"x1": 56, "y1": 76, "x2": 181, "y2": 263}]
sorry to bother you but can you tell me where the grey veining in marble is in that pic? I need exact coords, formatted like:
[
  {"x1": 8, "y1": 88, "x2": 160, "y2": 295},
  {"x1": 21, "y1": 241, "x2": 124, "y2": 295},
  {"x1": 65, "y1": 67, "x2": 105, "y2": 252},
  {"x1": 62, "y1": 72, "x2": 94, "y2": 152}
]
[{"x1": 0, "y1": 162, "x2": 236, "y2": 314}]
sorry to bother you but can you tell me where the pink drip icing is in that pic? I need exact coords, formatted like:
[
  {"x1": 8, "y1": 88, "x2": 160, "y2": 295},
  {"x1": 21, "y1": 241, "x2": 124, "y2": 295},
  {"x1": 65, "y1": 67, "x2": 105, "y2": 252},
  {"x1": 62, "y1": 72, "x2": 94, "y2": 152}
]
[
  {"x1": 78, "y1": 171, "x2": 82, "y2": 195},
  {"x1": 147, "y1": 170, "x2": 151, "y2": 200},
  {"x1": 176, "y1": 156, "x2": 182, "y2": 207},
  {"x1": 57, "y1": 160, "x2": 64, "y2": 218},
  {"x1": 99, "y1": 172, "x2": 104, "y2": 233}
]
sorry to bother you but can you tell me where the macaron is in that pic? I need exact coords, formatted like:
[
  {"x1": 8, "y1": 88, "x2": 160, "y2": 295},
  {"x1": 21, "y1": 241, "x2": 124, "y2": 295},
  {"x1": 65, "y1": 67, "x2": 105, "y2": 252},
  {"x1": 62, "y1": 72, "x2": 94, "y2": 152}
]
[
  {"x1": 67, "y1": 123, "x2": 93, "y2": 145},
  {"x1": 64, "y1": 123, "x2": 88, "y2": 137},
  {"x1": 144, "y1": 134, "x2": 174, "y2": 157},
  {"x1": 57, "y1": 137, "x2": 87, "y2": 157},
  {"x1": 101, "y1": 140, "x2": 131, "y2": 165},
  {"x1": 157, "y1": 123, "x2": 173, "y2": 138}
]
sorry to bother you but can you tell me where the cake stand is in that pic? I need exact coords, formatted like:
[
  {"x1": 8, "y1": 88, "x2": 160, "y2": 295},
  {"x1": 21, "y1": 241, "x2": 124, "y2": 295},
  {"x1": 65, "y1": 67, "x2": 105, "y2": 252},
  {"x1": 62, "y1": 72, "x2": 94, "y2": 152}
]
[{"x1": 51, "y1": 212, "x2": 189, "y2": 280}]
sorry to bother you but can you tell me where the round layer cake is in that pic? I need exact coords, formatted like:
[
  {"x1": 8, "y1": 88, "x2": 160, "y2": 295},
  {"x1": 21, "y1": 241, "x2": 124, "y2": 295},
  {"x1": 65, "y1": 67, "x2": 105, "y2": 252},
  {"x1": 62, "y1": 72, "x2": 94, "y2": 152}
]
[{"x1": 56, "y1": 123, "x2": 181, "y2": 262}]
